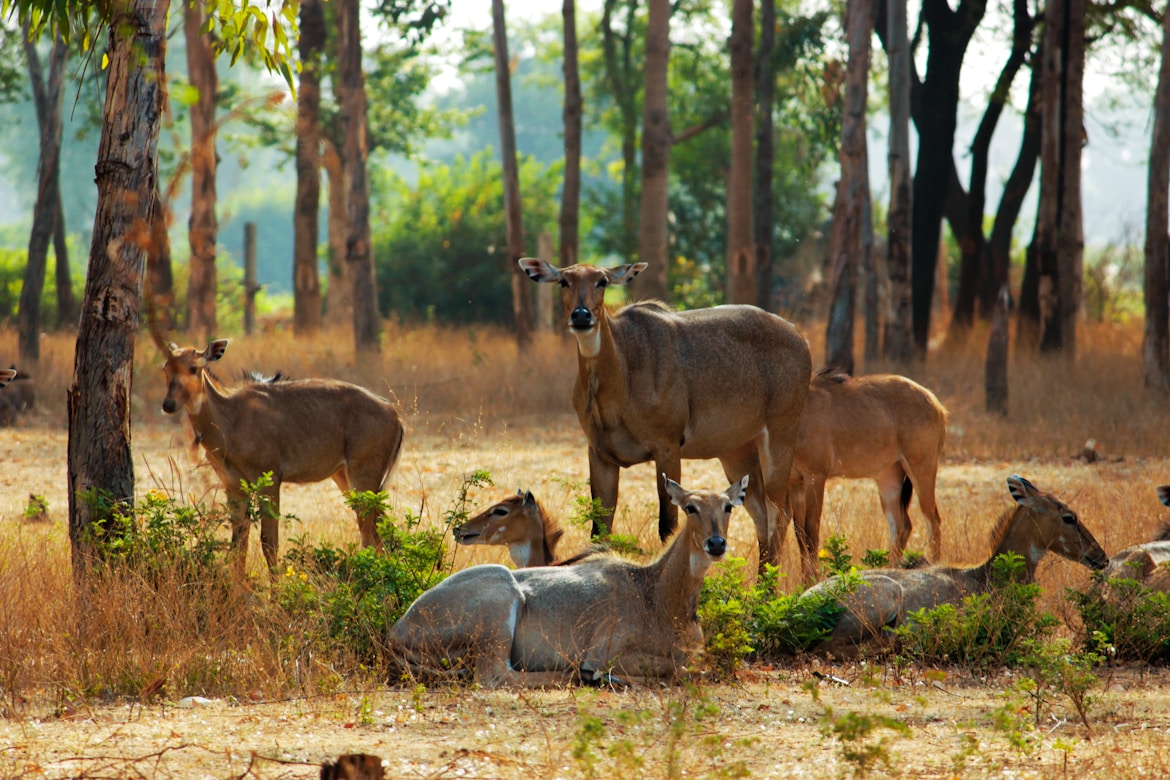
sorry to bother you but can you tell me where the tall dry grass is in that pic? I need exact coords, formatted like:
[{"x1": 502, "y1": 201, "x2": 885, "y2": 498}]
[{"x1": 1, "y1": 316, "x2": 1169, "y2": 707}]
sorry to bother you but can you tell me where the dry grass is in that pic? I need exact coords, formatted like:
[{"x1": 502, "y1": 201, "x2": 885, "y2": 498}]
[{"x1": 3, "y1": 318, "x2": 1170, "y2": 777}]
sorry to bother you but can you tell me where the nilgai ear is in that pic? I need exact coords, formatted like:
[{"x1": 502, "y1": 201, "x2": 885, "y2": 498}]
[
  {"x1": 726, "y1": 475, "x2": 749, "y2": 506},
  {"x1": 0, "y1": 368, "x2": 15, "y2": 387},
  {"x1": 518, "y1": 257, "x2": 561, "y2": 283},
  {"x1": 606, "y1": 262, "x2": 648, "y2": 285},
  {"x1": 663, "y1": 473, "x2": 688, "y2": 506},
  {"x1": 1157, "y1": 485, "x2": 1170, "y2": 508},
  {"x1": 1007, "y1": 474, "x2": 1039, "y2": 507},
  {"x1": 204, "y1": 339, "x2": 229, "y2": 362},
  {"x1": 523, "y1": 490, "x2": 537, "y2": 509}
]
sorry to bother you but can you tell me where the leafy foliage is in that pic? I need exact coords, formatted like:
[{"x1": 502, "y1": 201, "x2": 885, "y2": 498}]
[
  {"x1": 370, "y1": 150, "x2": 561, "y2": 324},
  {"x1": 1068, "y1": 572, "x2": 1170, "y2": 662}
]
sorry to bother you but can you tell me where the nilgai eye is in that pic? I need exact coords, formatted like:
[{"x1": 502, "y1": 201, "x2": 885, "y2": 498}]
[
  {"x1": 1061, "y1": 513, "x2": 1077, "y2": 525},
  {"x1": 559, "y1": 279, "x2": 569, "y2": 289},
  {"x1": 188, "y1": 367, "x2": 198, "y2": 375},
  {"x1": 685, "y1": 505, "x2": 698, "y2": 515},
  {"x1": 597, "y1": 279, "x2": 608, "y2": 289},
  {"x1": 493, "y1": 507, "x2": 508, "y2": 516},
  {"x1": 724, "y1": 504, "x2": 733, "y2": 513}
]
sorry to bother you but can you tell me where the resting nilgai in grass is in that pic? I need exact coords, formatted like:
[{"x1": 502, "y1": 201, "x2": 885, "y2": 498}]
[
  {"x1": 388, "y1": 475, "x2": 746, "y2": 688},
  {"x1": 801, "y1": 475, "x2": 1108, "y2": 658},
  {"x1": 1103, "y1": 485, "x2": 1170, "y2": 593}
]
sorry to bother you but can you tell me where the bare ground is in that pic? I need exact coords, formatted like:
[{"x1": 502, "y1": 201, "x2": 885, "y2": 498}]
[{"x1": 3, "y1": 417, "x2": 1170, "y2": 778}]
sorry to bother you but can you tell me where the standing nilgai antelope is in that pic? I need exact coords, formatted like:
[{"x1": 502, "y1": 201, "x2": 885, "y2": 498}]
[
  {"x1": 790, "y1": 369, "x2": 948, "y2": 581},
  {"x1": 388, "y1": 475, "x2": 747, "y2": 687},
  {"x1": 801, "y1": 475, "x2": 1108, "y2": 657},
  {"x1": 158, "y1": 339, "x2": 405, "y2": 572},
  {"x1": 519, "y1": 259, "x2": 811, "y2": 569}
]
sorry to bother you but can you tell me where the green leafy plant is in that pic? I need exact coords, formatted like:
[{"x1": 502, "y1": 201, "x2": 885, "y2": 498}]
[
  {"x1": 860, "y1": 548, "x2": 890, "y2": 569},
  {"x1": 1067, "y1": 573, "x2": 1170, "y2": 663},
  {"x1": 570, "y1": 495, "x2": 643, "y2": 557},
  {"x1": 1018, "y1": 636, "x2": 1102, "y2": 729},
  {"x1": 819, "y1": 533, "x2": 854, "y2": 577}
]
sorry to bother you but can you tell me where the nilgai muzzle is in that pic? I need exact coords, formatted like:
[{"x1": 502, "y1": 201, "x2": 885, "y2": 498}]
[
  {"x1": 159, "y1": 339, "x2": 404, "y2": 572},
  {"x1": 519, "y1": 258, "x2": 811, "y2": 570}
]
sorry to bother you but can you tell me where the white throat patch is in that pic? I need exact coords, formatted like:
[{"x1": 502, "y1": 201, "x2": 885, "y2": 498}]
[{"x1": 574, "y1": 326, "x2": 602, "y2": 358}]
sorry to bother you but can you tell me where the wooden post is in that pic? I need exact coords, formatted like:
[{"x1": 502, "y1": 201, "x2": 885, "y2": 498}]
[
  {"x1": 536, "y1": 231, "x2": 554, "y2": 332},
  {"x1": 244, "y1": 221, "x2": 259, "y2": 335}
]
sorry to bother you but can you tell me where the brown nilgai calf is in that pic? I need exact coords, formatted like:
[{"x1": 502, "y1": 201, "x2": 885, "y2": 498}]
[
  {"x1": 790, "y1": 368, "x2": 948, "y2": 581},
  {"x1": 1104, "y1": 485, "x2": 1170, "y2": 592},
  {"x1": 801, "y1": 475, "x2": 1108, "y2": 658},
  {"x1": 387, "y1": 475, "x2": 747, "y2": 687},
  {"x1": 519, "y1": 258, "x2": 811, "y2": 571},
  {"x1": 453, "y1": 490, "x2": 566, "y2": 567},
  {"x1": 158, "y1": 339, "x2": 404, "y2": 573}
]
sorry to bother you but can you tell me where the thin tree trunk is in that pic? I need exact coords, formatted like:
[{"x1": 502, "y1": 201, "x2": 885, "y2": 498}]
[
  {"x1": 294, "y1": 0, "x2": 324, "y2": 335},
  {"x1": 1035, "y1": 0, "x2": 1084, "y2": 356},
  {"x1": 53, "y1": 185, "x2": 75, "y2": 328},
  {"x1": 825, "y1": 0, "x2": 873, "y2": 374},
  {"x1": 754, "y1": 0, "x2": 776, "y2": 311},
  {"x1": 19, "y1": 31, "x2": 67, "y2": 365},
  {"x1": 338, "y1": 0, "x2": 381, "y2": 353},
  {"x1": 321, "y1": 135, "x2": 352, "y2": 327},
  {"x1": 985, "y1": 285, "x2": 1010, "y2": 413},
  {"x1": 68, "y1": 0, "x2": 167, "y2": 571},
  {"x1": 560, "y1": 0, "x2": 582, "y2": 270},
  {"x1": 493, "y1": 0, "x2": 533, "y2": 347},
  {"x1": 884, "y1": 0, "x2": 913, "y2": 363},
  {"x1": 601, "y1": 0, "x2": 640, "y2": 263},
  {"x1": 726, "y1": 0, "x2": 756, "y2": 305},
  {"x1": 184, "y1": 0, "x2": 219, "y2": 339},
  {"x1": 147, "y1": 177, "x2": 175, "y2": 332},
  {"x1": 1143, "y1": 0, "x2": 1170, "y2": 389},
  {"x1": 637, "y1": 0, "x2": 671, "y2": 301}
]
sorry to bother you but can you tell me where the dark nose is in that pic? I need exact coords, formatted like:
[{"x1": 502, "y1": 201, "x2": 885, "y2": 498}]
[
  {"x1": 162, "y1": 398, "x2": 176, "y2": 414},
  {"x1": 1088, "y1": 549, "x2": 1108, "y2": 570},
  {"x1": 705, "y1": 536, "x2": 727, "y2": 558},
  {"x1": 570, "y1": 307, "x2": 595, "y2": 330}
]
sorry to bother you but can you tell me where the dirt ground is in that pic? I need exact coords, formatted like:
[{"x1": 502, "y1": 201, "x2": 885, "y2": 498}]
[{"x1": 4, "y1": 418, "x2": 1170, "y2": 778}]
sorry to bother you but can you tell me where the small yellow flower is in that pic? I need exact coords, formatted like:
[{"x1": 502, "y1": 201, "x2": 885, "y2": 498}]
[
  {"x1": 146, "y1": 489, "x2": 168, "y2": 501},
  {"x1": 818, "y1": 548, "x2": 831, "y2": 560},
  {"x1": 285, "y1": 565, "x2": 296, "y2": 578}
]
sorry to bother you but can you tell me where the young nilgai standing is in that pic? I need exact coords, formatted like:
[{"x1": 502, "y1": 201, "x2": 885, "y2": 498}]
[
  {"x1": 519, "y1": 258, "x2": 811, "y2": 570},
  {"x1": 158, "y1": 339, "x2": 404, "y2": 573}
]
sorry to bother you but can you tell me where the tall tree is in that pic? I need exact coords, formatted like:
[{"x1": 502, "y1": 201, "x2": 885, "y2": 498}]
[
  {"x1": 637, "y1": 0, "x2": 671, "y2": 300},
  {"x1": 18, "y1": 30, "x2": 67, "y2": 364},
  {"x1": 184, "y1": 0, "x2": 219, "y2": 339},
  {"x1": 599, "y1": 0, "x2": 641, "y2": 263},
  {"x1": 67, "y1": 0, "x2": 169, "y2": 569},
  {"x1": 146, "y1": 177, "x2": 174, "y2": 331},
  {"x1": 824, "y1": 0, "x2": 873, "y2": 374},
  {"x1": 907, "y1": 0, "x2": 986, "y2": 356},
  {"x1": 338, "y1": 0, "x2": 381, "y2": 353},
  {"x1": 726, "y1": 0, "x2": 756, "y2": 304},
  {"x1": 560, "y1": 0, "x2": 583, "y2": 269},
  {"x1": 883, "y1": 0, "x2": 912, "y2": 363},
  {"x1": 753, "y1": 0, "x2": 775, "y2": 311},
  {"x1": 493, "y1": 0, "x2": 533, "y2": 347},
  {"x1": 294, "y1": 0, "x2": 325, "y2": 335},
  {"x1": 1033, "y1": 0, "x2": 1084, "y2": 355},
  {"x1": 1143, "y1": 0, "x2": 1170, "y2": 389}
]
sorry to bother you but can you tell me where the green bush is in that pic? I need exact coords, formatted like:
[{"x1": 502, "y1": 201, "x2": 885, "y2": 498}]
[
  {"x1": 1067, "y1": 573, "x2": 1170, "y2": 663},
  {"x1": 892, "y1": 553, "x2": 1059, "y2": 670}
]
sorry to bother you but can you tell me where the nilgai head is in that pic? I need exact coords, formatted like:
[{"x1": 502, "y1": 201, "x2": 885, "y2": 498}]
[
  {"x1": 454, "y1": 489, "x2": 561, "y2": 549},
  {"x1": 161, "y1": 339, "x2": 229, "y2": 414},
  {"x1": 518, "y1": 259, "x2": 648, "y2": 356},
  {"x1": 1005, "y1": 474, "x2": 1109, "y2": 571},
  {"x1": 0, "y1": 368, "x2": 15, "y2": 388},
  {"x1": 663, "y1": 474, "x2": 747, "y2": 572}
]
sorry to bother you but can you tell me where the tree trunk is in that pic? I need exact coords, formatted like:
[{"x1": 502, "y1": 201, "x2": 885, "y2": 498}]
[
  {"x1": 907, "y1": 0, "x2": 986, "y2": 357},
  {"x1": 293, "y1": 0, "x2": 325, "y2": 336},
  {"x1": 147, "y1": 177, "x2": 175, "y2": 332},
  {"x1": 726, "y1": 0, "x2": 756, "y2": 305},
  {"x1": 184, "y1": 0, "x2": 219, "y2": 339},
  {"x1": 338, "y1": 0, "x2": 381, "y2": 353},
  {"x1": 985, "y1": 285, "x2": 1010, "y2": 414},
  {"x1": 601, "y1": 0, "x2": 640, "y2": 264},
  {"x1": 321, "y1": 135, "x2": 352, "y2": 327},
  {"x1": 19, "y1": 31, "x2": 67, "y2": 366},
  {"x1": 1034, "y1": 0, "x2": 1084, "y2": 356},
  {"x1": 825, "y1": 0, "x2": 873, "y2": 374},
  {"x1": 637, "y1": 0, "x2": 671, "y2": 301},
  {"x1": 493, "y1": 0, "x2": 534, "y2": 347},
  {"x1": 883, "y1": 0, "x2": 913, "y2": 363},
  {"x1": 68, "y1": 0, "x2": 167, "y2": 571},
  {"x1": 560, "y1": 0, "x2": 582, "y2": 270},
  {"x1": 1143, "y1": 0, "x2": 1170, "y2": 389},
  {"x1": 754, "y1": 0, "x2": 776, "y2": 311}
]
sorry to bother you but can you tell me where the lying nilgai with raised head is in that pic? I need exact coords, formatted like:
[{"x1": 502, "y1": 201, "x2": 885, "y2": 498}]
[
  {"x1": 801, "y1": 475, "x2": 1108, "y2": 657},
  {"x1": 519, "y1": 258, "x2": 811, "y2": 570},
  {"x1": 388, "y1": 475, "x2": 747, "y2": 687},
  {"x1": 790, "y1": 368, "x2": 948, "y2": 581},
  {"x1": 1103, "y1": 485, "x2": 1170, "y2": 592},
  {"x1": 453, "y1": 490, "x2": 566, "y2": 567},
  {"x1": 0, "y1": 368, "x2": 16, "y2": 388},
  {"x1": 158, "y1": 339, "x2": 405, "y2": 572}
]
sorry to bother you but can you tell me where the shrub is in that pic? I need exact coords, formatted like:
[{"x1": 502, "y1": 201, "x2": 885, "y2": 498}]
[{"x1": 1067, "y1": 573, "x2": 1170, "y2": 663}]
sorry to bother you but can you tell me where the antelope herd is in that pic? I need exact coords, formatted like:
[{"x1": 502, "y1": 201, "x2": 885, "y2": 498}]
[{"x1": 8, "y1": 259, "x2": 1160, "y2": 688}]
